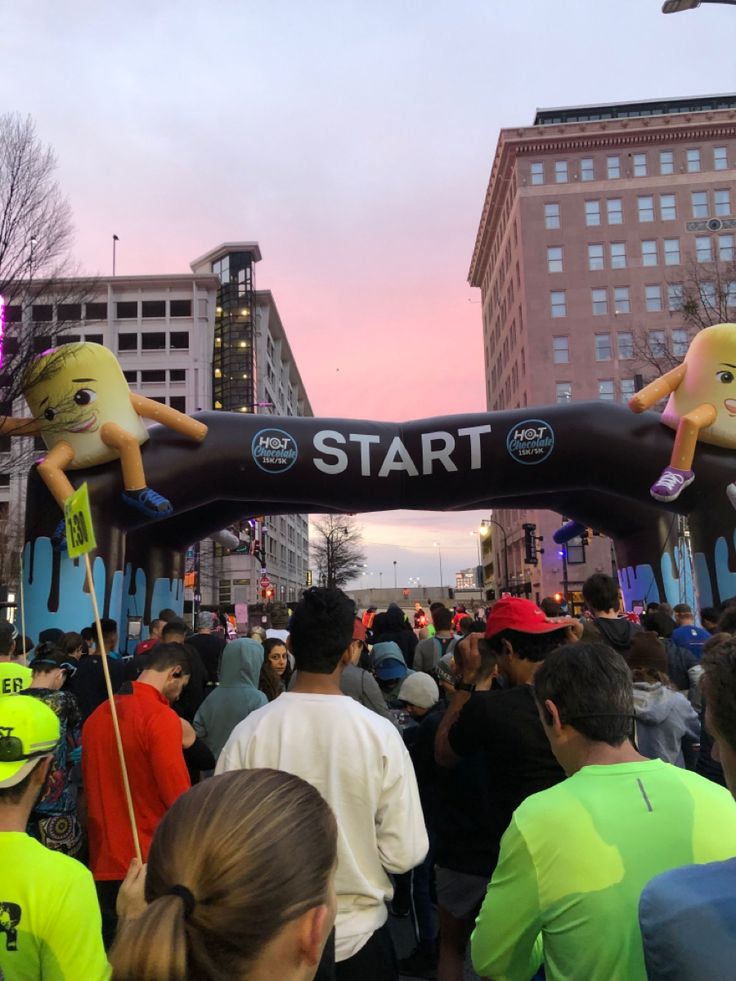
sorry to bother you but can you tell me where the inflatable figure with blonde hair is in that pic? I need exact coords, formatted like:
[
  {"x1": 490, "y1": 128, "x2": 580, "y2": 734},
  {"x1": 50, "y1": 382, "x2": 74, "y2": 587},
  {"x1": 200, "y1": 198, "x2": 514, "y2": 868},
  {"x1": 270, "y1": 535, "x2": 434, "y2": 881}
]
[{"x1": 630, "y1": 323, "x2": 736, "y2": 507}]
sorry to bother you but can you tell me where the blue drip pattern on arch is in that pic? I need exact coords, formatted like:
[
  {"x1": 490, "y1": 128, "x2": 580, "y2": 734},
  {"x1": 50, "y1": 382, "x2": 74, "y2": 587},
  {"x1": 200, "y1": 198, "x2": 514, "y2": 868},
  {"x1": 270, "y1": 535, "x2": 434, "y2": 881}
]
[
  {"x1": 22, "y1": 538, "x2": 184, "y2": 642},
  {"x1": 661, "y1": 545, "x2": 697, "y2": 611},
  {"x1": 618, "y1": 564, "x2": 659, "y2": 609}
]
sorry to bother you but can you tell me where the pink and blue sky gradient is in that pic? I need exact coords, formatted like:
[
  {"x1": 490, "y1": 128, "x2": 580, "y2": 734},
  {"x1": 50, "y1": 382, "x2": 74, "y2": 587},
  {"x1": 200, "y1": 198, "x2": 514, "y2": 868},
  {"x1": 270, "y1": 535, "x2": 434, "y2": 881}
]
[{"x1": 3, "y1": 0, "x2": 735, "y2": 588}]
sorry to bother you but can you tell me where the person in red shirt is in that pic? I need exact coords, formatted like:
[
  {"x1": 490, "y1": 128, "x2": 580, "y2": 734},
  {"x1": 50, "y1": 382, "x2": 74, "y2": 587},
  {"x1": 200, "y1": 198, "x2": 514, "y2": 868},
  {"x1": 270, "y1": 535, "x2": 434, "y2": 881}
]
[
  {"x1": 133, "y1": 617, "x2": 164, "y2": 656},
  {"x1": 82, "y1": 642, "x2": 192, "y2": 946}
]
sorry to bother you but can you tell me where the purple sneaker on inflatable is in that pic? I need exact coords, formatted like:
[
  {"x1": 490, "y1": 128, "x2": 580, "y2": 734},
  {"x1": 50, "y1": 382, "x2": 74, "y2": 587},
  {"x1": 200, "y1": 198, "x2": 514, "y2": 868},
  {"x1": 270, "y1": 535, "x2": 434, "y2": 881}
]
[{"x1": 650, "y1": 466, "x2": 694, "y2": 503}]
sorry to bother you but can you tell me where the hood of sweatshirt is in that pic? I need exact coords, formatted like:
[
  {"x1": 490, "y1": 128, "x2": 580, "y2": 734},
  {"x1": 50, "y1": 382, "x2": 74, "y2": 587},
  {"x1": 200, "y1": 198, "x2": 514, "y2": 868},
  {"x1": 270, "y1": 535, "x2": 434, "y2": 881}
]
[
  {"x1": 594, "y1": 616, "x2": 638, "y2": 651},
  {"x1": 633, "y1": 682, "x2": 676, "y2": 724},
  {"x1": 219, "y1": 638, "x2": 264, "y2": 687},
  {"x1": 372, "y1": 641, "x2": 408, "y2": 668},
  {"x1": 384, "y1": 604, "x2": 408, "y2": 631},
  {"x1": 194, "y1": 639, "x2": 267, "y2": 760}
]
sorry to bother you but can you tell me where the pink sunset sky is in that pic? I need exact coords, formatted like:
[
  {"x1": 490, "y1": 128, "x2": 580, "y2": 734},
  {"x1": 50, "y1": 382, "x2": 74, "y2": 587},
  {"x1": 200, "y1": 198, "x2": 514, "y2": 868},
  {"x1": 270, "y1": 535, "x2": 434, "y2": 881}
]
[{"x1": 3, "y1": 0, "x2": 735, "y2": 588}]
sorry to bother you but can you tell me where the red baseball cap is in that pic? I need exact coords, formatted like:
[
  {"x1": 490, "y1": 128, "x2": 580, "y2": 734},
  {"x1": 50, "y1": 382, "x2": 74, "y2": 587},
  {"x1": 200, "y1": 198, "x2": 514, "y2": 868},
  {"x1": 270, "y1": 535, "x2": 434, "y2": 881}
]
[
  {"x1": 353, "y1": 619, "x2": 367, "y2": 642},
  {"x1": 485, "y1": 596, "x2": 576, "y2": 638}
]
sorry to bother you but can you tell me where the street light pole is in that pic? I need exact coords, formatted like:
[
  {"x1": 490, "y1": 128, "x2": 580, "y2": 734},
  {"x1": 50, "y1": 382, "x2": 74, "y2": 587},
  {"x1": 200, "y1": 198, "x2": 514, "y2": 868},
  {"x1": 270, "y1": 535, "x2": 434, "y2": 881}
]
[
  {"x1": 112, "y1": 234, "x2": 119, "y2": 276},
  {"x1": 663, "y1": 0, "x2": 736, "y2": 11},
  {"x1": 393, "y1": 560, "x2": 397, "y2": 589},
  {"x1": 433, "y1": 542, "x2": 444, "y2": 593}
]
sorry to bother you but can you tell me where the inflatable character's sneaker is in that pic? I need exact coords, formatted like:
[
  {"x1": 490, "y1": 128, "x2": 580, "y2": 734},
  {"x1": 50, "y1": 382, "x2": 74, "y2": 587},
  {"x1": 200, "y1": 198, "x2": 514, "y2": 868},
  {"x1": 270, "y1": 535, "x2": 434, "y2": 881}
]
[
  {"x1": 727, "y1": 483, "x2": 736, "y2": 511},
  {"x1": 650, "y1": 466, "x2": 694, "y2": 503},
  {"x1": 51, "y1": 518, "x2": 68, "y2": 553},
  {"x1": 122, "y1": 487, "x2": 173, "y2": 517}
]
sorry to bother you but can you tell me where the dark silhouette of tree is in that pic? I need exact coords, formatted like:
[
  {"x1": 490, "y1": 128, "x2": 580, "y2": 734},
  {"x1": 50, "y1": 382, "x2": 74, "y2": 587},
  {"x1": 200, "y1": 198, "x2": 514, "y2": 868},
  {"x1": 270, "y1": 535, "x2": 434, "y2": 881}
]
[{"x1": 311, "y1": 515, "x2": 366, "y2": 589}]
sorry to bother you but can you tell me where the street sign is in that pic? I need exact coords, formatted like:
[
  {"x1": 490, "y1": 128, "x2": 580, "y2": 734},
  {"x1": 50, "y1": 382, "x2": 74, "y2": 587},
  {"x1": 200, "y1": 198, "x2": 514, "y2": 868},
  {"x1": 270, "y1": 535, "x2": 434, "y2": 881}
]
[
  {"x1": 260, "y1": 574, "x2": 271, "y2": 588},
  {"x1": 64, "y1": 483, "x2": 97, "y2": 558}
]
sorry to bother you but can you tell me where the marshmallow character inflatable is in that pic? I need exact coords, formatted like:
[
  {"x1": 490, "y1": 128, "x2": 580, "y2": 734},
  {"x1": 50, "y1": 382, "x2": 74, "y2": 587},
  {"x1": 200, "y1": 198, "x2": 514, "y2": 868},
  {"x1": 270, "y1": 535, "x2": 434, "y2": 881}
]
[
  {"x1": 0, "y1": 342, "x2": 207, "y2": 543},
  {"x1": 629, "y1": 323, "x2": 736, "y2": 506}
]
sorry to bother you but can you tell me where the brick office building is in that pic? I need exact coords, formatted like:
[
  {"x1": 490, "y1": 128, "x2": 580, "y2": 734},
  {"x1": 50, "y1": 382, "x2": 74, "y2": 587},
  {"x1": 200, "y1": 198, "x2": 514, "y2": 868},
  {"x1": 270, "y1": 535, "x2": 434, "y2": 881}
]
[{"x1": 469, "y1": 94, "x2": 736, "y2": 606}]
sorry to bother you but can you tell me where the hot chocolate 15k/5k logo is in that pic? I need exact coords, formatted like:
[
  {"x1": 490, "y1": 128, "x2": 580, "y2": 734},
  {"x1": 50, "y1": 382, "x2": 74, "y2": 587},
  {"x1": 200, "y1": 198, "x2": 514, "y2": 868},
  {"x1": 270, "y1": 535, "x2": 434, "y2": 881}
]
[
  {"x1": 506, "y1": 419, "x2": 555, "y2": 465},
  {"x1": 252, "y1": 429, "x2": 299, "y2": 474}
]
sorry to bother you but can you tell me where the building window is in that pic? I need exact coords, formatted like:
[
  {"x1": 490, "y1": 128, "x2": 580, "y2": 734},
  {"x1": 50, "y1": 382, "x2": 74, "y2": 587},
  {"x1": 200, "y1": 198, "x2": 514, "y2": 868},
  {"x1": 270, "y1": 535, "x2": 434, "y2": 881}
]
[
  {"x1": 585, "y1": 200, "x2": 601, "y2": 226},
  {"x1": 614, "y1": 287, "x2": 631, "y2": 315},
  {"x1": 620, "y1": 378, "x2": 636, "y2": 402},
  {"x1": 117, "y1": 333, "x2": 138, "y2": 352},
  {"x1": 664, "y1": 238, "x2": 681, "y2": 266},
  {"x1": 4, "y1": 306, "x2": 21, "y2": 325},
  {"x1": 141, "y1": 369, "x2": 166, "y2": 383},
  {"x1": 607, "y1": 198, "x2": 623, "y2": 224},
  {"x1": 556, "y1": 382, "x2": 572, "y2": 402},
  {"x1": 728, "y1": 281, "x2": 736, "y2": 307},
  {"x1": 550, "y1": 291, "x2": 566, "y2": 318},
  {"x1": 598, "y1": 379, "x2": 615, "y2": 401},
  {"x1": 123, "y1": 370, "x2": 137, "y2": 383},
  {"x1": 649, "y1": 330, "x2": 666, "y2": 356},
  {"x1": 55, "y1": 334, "x2": 80, "y2": 346},
  {"x1": 715, "y1": 189, "x2": 731, "y2": 217},
  {"x1": 141, "y1": 332, "x2": 166, "y2": 351},
  {"x1": 668, "y1": 283, "x2": 683, "y2": 312},
  {"x1": 588, "y1": 244, "x2": 605, "y2": 271},
  {"x1": 607, "y1": 155, "x2": 621, "y2": 179},
  {"x1": 618, "y1": 332, "x2": 634, "y2": 359},
  {"x1": 169, "y1": 396, "x2": 187, "y2": 412},
  {"x1": 141, "y1": 300, "x2": 166, "y2": 318},
  {"x1": 691, "y1": 191, "x2": 709, "y2": 218},
  {"x1": 169, "y1": 369, "x2": 186, "y2": 382},
  {"x1": 553, "y1": 336, "x2": 569, "y2": 363},
  {"x1": 592, "y1": 291, "x2": 609, "y2": 317},
  {"x1": 642, "y1": 240, "x2": 658, "y2": 266},
  {"x1": 672, "y1": 329, "x2": 689, "y2": 357},
  {"x1": 638, "y1": 196, "x2": 654, "y2": 222},
  {"x1": 57, "y1": 303, "x2": 82, "y2": 321},
  {"x1": 531, "y1": 162, "x2": 544, "y2": 185},
  {"x1": 554, "y1": 161, "x2": 568, "y2": 183},
  {"x1": 719, "y1": 234, "x2": 735, "y2": 261},
  {"x1": 547, "y1": 246, "x2": 563, "y2": 273},
  {"x1": 170, "y1": 299, "x2": 192, "y2": 317},
  {"x1": 660, "y1": 150, "x2": 674, "y2": 175},
  {"x1": 687, "y1": 148, "x2": 701, "y2": 173},
  {"x1": 32, "y1": 305, "x2": 52, "y2": 322},
  {"x1": 33, "y1": 335, "x2": 52, "y2": 353},
  {"x1": 116, "y1": 301, "x2": 138, "y2": 319},
  {"x1": 544, "y1": 202, "x2": 560, "y2": 229},
  {"x1": 85, "y1": 302, "x2": 107, "y2": 320},
  {"x1": 595, "y1": 332, "x2": 612, "y2": 359},
  {"x1": 645, "y1": 285, "x2": 663, "y2": 312},
  {"x1": 701, "y1": 281, "x2": 717, "y2": 308},
  {"x1": 714, "y1": 146, "x2": 728, "y2": 170},
  {"x1": 696, "y1": 236, "x2": 713, "y2": 263},
  {"x1": 170, "y1": 331, "x2": 190, "y2": 350},
  {"x1": 633, "y1": 153, "x2": 647, "y2": 177},
  {"x1": 85, "y1": 334, "x2": 103, "y2": 345},
  {"x1": 659, "y1": 194, "x2": 677, "y2": 221},
  {"x1": 580, "y1": 158, "x2": 594, "y2": 181},
  {"x1": 610, "y1": 242, "x2": 626, "y2": 269}
]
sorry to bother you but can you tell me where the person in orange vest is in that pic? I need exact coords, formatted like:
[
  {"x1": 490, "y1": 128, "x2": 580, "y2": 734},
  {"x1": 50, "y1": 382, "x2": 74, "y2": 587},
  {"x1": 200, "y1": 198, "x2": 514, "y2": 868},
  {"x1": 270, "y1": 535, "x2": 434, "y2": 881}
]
[{"x1": 362, "y1": 607, "x2": 377, "y2": 630}]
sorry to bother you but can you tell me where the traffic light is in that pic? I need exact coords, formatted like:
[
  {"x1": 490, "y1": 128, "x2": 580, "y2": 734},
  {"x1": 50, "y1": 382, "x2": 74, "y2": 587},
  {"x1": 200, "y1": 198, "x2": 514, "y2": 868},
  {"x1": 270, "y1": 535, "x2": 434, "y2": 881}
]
[
  {"x1": 523, "y1": 523, "x2": 538, "y2": 566},
  {"x1": 306, "y1": 569, "x2": 313, "y2": 587}
]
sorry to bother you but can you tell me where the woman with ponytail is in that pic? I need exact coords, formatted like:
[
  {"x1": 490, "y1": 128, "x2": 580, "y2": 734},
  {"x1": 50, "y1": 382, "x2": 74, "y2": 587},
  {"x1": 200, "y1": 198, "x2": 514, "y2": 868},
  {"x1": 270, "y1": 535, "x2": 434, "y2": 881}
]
[{"x1": 110, "y1": 768, "x2": 337, "y2": 981}]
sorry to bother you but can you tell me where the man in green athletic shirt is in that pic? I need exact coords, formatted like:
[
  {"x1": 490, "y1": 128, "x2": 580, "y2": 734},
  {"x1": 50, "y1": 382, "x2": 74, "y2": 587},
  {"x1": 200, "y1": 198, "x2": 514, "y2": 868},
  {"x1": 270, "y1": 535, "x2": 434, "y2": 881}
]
[{"x1": 471, "y1": 643, "x2": 736, "y2": 981}]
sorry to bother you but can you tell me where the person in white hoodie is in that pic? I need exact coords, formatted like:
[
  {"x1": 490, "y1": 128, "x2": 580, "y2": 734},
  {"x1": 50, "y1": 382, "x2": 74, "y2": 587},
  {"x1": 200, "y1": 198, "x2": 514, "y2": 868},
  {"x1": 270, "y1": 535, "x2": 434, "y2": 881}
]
[
  {"x1": 217, "y1": 587, "x2": 427, "y2": 981},
  {"x1": 628, "y1": 631, "x2": 700, "y2": 766}
]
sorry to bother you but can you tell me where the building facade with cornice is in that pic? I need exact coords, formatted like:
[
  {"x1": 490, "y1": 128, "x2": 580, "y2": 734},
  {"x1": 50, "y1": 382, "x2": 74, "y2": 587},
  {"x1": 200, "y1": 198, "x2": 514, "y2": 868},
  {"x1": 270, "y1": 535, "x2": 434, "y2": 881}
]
[{"x1": 469, "y1": 94, "x2": 736, "y2": 608}]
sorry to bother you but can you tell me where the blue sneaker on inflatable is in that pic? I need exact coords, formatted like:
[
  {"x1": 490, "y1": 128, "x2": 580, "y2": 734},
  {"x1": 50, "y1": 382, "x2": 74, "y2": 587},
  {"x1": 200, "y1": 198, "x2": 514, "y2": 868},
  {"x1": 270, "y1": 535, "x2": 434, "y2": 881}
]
[
  {"x1": 122, "y1": 487, "x2": 173, "y2": 517},
  {"x1": 52, "y1": 518, "x2": 68, "y2": 553}
]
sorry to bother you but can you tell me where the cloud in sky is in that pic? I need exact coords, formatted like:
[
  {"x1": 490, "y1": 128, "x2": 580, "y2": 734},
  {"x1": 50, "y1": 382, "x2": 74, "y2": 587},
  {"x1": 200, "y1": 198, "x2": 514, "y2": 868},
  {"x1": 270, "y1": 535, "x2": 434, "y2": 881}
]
[{"x1": 3, "y1": 0, "x2": 735, "y2": 586}]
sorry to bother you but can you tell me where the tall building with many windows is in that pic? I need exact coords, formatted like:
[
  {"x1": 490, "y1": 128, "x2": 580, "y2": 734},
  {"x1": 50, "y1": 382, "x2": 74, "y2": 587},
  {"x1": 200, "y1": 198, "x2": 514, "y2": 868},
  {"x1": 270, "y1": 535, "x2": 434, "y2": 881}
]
[
  {"x1": 469, "y1": 94, "x2": 736, "y2": 607},
  {"x1": 1, "y1": 242, "x2": 311, "y2": 610}
]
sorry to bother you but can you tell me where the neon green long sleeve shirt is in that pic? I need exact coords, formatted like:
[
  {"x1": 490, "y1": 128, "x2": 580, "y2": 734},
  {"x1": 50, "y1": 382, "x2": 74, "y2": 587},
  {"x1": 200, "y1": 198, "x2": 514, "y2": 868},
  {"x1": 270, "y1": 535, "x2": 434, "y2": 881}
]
[{"x1": 471, "y1": 759, "x2": 736, "y2": 981}]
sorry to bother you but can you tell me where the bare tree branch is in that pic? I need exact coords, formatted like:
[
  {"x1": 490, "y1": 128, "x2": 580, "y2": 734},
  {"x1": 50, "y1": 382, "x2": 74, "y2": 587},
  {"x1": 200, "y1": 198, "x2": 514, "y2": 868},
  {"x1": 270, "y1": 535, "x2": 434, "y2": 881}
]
[{"x1": 310, "y1": 515, "x2": 367, "y2": 589}]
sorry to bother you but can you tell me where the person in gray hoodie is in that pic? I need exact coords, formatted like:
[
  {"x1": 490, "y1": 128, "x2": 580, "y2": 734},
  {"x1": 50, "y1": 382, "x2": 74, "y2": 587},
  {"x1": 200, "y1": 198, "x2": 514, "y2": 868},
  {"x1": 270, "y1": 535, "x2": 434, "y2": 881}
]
[
  {"x1": 194, "y1": 638, "x2": 267, "y2": 761},
  {"x1": 371, "y1": 640, "x2": 413, "y2": 706},
  {"x1": 628, "y1": 632, "x2": 700, "y2": 767}
]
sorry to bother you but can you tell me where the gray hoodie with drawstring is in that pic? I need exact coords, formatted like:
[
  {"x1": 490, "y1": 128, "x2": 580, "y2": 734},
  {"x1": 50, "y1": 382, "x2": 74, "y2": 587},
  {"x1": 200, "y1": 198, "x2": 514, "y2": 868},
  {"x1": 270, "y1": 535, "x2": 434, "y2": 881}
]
[{"x1": 633, "y1": 682, "x2": 700, "y2": 767}]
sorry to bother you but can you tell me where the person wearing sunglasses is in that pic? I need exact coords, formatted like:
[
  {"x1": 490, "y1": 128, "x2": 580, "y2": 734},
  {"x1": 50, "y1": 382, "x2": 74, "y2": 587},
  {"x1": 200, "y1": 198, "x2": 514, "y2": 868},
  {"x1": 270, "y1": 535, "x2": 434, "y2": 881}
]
[
  {"x1": 20, "y1": 644, "x2": 84, "y2": 856},
  {"x1": 0, "y1": 694, "x2": 109, "y2": 980}
]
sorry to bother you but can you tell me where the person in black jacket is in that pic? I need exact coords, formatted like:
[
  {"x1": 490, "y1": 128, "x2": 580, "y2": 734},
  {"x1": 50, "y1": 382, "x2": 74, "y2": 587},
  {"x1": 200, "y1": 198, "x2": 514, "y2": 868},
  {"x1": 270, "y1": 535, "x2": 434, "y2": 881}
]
[{"x1": 371, "y1": 603, "x2": 418, "y2": 668}]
